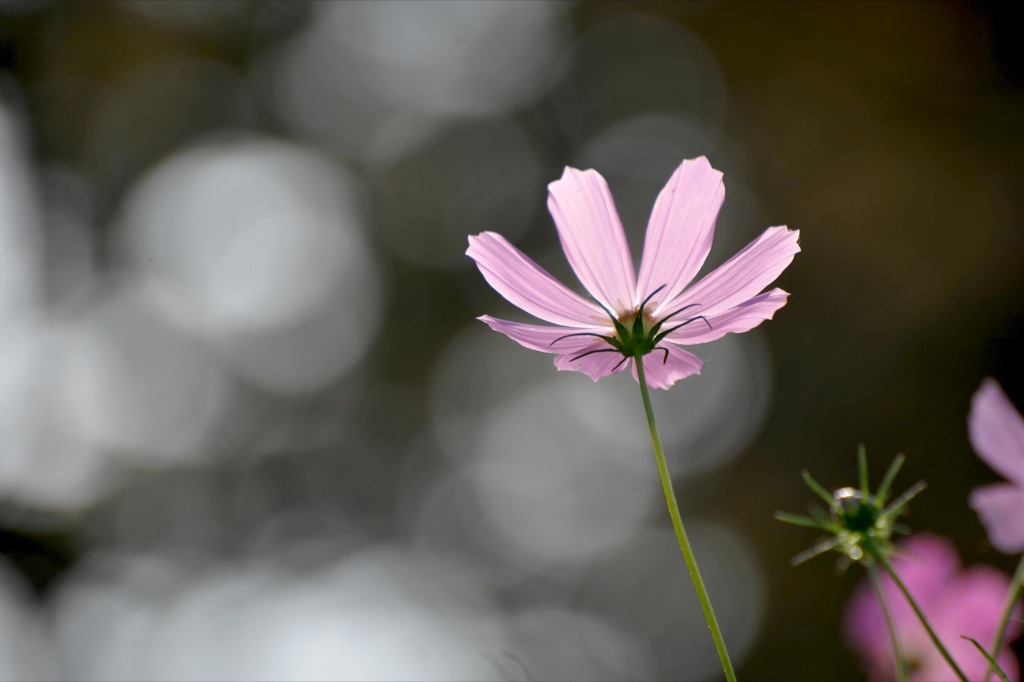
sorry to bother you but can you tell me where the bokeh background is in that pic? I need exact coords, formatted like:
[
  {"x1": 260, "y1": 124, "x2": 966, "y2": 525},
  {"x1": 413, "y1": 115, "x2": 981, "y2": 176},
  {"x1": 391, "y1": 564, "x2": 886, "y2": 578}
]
[{"x1": 1, "y1": 1, "x2": 1022, "y2": 679}]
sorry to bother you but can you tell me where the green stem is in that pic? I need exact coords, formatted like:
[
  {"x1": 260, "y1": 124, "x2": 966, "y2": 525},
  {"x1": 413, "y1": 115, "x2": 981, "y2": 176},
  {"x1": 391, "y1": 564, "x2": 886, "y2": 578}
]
[
  {"x1": 868, "y1": 562, "x2": 907, "y2": 682},
  {"x1": 985, "y1": 553, "x2": 1024, "y2": 682},
  {"x1": 634, "y1": 353, "x2": 736, "y2": 682},
  {"x1": 867, "y1": 539, "x2": 968, "y2": 682}
]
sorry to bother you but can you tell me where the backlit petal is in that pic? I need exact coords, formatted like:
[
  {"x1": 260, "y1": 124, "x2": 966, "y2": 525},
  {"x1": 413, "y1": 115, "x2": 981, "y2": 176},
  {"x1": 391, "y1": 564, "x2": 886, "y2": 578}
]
[
  {"x1": 630, "y1": 344, "x2": 703, "y2": 390},
  {"x1": 666, "y1": 289, "x2": 789, "y2": 346},
  {"x1": 637, "y1": 157, "x2": 725, "y2": 309},
  {"x1": 969, "y1": 483, "x2": 1024, "y2": 553},
  {"x1": 547, "y1": 167, "x2": 636, "y2": 313},
  {"x1": 467, "y1": 232, "x2": 606, "y2": 327},
  {"x1": 553, "y1": 340, "x2": 630, "y2": 381},
  {"x1": 969, "y1": 379, "x2": 1024, "y2": 485},
  {"x1": 478, "y1": 315, "x2": 611, "y2": 355},
  {"x1": 671, "y1": 226, "x2": 799, "y2": 319}
]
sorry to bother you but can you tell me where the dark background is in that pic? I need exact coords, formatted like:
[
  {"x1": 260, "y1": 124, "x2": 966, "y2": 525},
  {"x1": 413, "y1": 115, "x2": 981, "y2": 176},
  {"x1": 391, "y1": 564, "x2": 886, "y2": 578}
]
[{"x1": 0, "y1": 1, "x2": 1022, "y2": 679}]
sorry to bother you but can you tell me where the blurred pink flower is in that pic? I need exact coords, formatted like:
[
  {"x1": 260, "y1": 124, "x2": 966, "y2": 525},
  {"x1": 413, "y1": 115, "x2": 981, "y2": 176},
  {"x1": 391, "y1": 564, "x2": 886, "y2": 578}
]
[
  {"x1": 969, "y1": 379, "x2": 1024, "y2": 553},
  {"x1": 467, "y1": 157, "x2": 800, "y2": 389},
  {"x1": 845, "y1": 534, "x2": 1021, "y2": 681}
]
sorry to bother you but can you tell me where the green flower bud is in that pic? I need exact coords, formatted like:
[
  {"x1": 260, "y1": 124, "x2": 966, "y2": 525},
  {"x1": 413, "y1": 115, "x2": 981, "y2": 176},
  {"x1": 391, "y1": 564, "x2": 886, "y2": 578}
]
[{"x1": 775, "y1": 447, "x2": 925, "y2": 567}]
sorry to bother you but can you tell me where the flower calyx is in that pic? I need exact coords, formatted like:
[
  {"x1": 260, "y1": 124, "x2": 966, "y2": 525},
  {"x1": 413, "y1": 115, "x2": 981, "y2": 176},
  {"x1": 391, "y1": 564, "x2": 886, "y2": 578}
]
[{"x1": 550, "y1": 284, "x2": 712, "y2": 368}]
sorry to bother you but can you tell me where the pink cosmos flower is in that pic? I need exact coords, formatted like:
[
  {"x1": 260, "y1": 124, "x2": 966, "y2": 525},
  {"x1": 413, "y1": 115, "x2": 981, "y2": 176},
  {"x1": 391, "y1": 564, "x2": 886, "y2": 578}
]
[
  {"x1": 466, "y1": 157, "x2": 800, "y2": 389},
  {"x1": 969, "y1": 379, "x2": 1024, "y2": 553},
  {"x1": 844, "y1": 534, "x2": 1021, "y2": 681}
]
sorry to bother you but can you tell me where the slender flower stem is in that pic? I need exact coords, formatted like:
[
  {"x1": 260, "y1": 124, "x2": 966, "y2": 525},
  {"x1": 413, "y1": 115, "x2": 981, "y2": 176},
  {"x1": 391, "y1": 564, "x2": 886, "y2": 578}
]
[
  {"x1": 984, "y1": 553, "x2": 1024, "y2": 682},
  {"x1": 634, "y1": 352, "x2": 736, "y2": 682},
  {"x1": 868, "y1": 562, "x2": 907, "y2": 682},
  {"x1": 866, "y1": 539, "x2": 968, "y2": 682}
]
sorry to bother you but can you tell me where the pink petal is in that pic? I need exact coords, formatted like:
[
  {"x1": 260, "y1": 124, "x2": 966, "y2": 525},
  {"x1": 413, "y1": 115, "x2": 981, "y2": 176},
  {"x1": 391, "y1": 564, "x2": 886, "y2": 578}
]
[
  {"x1": 665, "y1": 289, "x2": 790, "y2": 346},
  {"x1": 969, "y1": 379, "x2": 1024, "y2": 485},
  {"x1": 969, "y1": 483, "x2": 1024, "y2": 553},
  {"x1": 467, "y1": 232, "x2": 606, "y2": 328},
  {"x1": 670, "y1": 226, "x2": 800, "y2": 319},
  {"x1": 553, "y1": 340, "x2": 630, "y2": 381},
  {"x1": 484, "y1": 318, "x2": 626, "y2": 381},
  {"x1": 547, "y1": 167, "x2": 637, "y2": 314},
  {"x1": 637, "y1": 157, "x2": 725, "y2": 311},
  {"x1": 919, "y1": 566, "x2": 1018, "y2": 682},
  {"x1": 887, "y1": 535, "x2": 961, "y2": 615},
  {"x1": 478, "y1": 315, "x2": 611, "y2": 355},
  {"x1": 629, "y1": 344, "x2": 703, "y2": 390}
]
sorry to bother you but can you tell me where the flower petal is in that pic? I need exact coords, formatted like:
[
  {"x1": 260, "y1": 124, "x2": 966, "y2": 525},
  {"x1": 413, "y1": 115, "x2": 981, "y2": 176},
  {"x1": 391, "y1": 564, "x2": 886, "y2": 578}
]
[
  {"x1": 630, "y1": 344, "x2": 703, "y2": 390},
  {"x1": 670, "y1": 226, "x2": 800, "y2": 319},
  {"x1": 478, "y1": 315, "x2": 611, "y2": 355},
  {"x1": 637, "y1": 157, "x2": 725, "y2": 309},
  {"x1": 969, "y1": 379, "x2": 1024, "y2": 485},
  {"x1": 484, "y1": 316, "x2": 626, "y2": 381},
  {"x1": 922, "y1": 566, "x2": 1020, "y2": 682},
  {"x1": 547, "y1": 167, "x2": 637, "y2": 313},
  {"x1": 467, "y1": 232, "x2": 606, "y2": 327},
  {"x1": 553, "y1": 340, "x2": 630, "y2": 381},
  {"x1": 665, "y1": 289, "x2": 790, "y2": 346},
  {"x1": 969, "y1": 483, "x2": 1024, "y2": 553}
]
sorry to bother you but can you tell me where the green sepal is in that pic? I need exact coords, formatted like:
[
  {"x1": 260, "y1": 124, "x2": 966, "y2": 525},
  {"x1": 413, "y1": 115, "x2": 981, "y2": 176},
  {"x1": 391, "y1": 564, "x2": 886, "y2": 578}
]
[
  {"x1": 961, "y1": 636, "x2": 1009, "y2": 682},
  {"x1": 802, "y1": 470, "x2": 838, "y2": 508},
  {"x1": 774, "y1": 511, "x2": 841, "y2": 532},
  {"x1": 876, "y1": 454, "x2": 906, "y2": 507}
]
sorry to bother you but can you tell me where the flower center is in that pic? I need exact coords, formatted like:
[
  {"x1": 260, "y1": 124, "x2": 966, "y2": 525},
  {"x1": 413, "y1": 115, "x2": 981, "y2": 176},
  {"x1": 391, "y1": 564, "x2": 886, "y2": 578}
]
[
  {"x1": 610, "y1": 306, "x2": 662, "y2": 358},
  {"x1": 548, "y1": 285, "x2": 712, "y2": 368}
]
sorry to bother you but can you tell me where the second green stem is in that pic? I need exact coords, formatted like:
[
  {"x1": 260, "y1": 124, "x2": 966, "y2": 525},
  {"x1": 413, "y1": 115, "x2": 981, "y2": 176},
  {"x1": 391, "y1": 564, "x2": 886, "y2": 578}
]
[
  {"x1": 868, "y1": 562, "x2": 908, "y2": 682},
  {"x1": 985, "y1": 553, "x2": 1024, "y2": 682},
  {"x1": 866, "y1": 539, "x2": 968, "y2": 682}
]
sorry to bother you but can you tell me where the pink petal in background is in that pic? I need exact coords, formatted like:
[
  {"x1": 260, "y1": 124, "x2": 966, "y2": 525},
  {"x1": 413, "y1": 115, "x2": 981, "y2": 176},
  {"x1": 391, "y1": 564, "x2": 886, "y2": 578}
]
[
  {"x1": 844, "y1": 534, "x2": 1020, "y2": 681},
  {"x1": 970, "y1": 379, "x2": 1024, "y2": 486},
  {"x1": 970, "y1": 483, "x2": 1024, "y2": 554}
]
